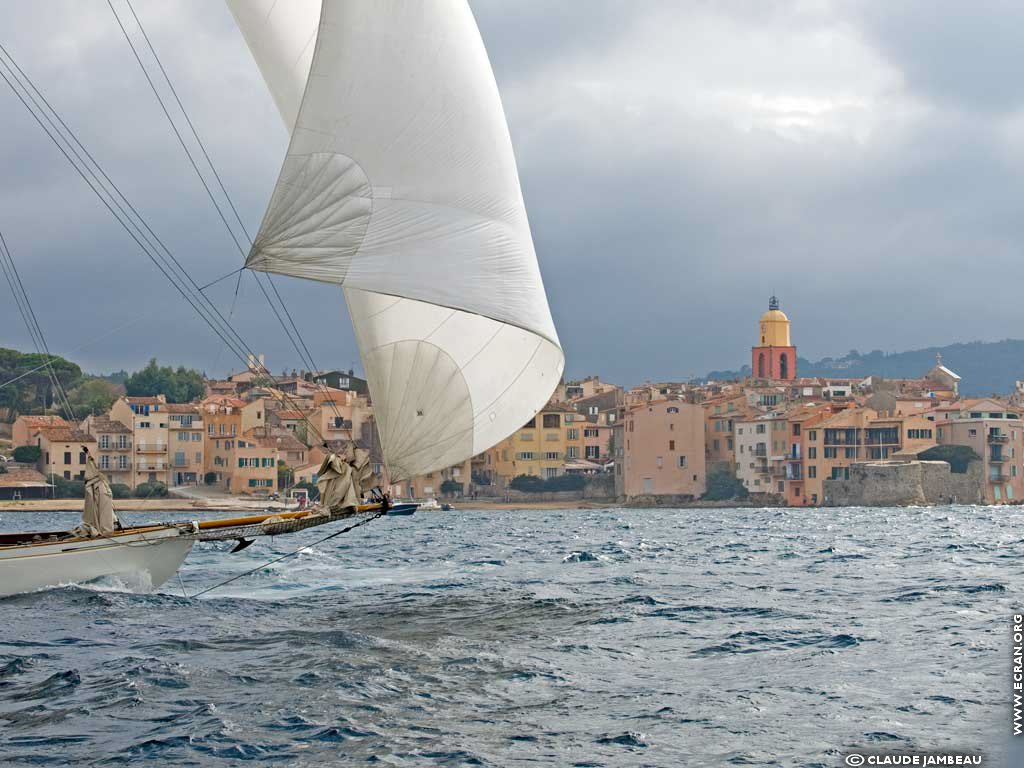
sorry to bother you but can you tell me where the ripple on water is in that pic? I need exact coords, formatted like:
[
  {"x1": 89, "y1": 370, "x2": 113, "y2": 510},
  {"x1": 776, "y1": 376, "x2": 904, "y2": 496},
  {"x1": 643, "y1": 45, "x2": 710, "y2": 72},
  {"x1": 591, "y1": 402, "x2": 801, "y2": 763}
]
[{"x1": 0, "y1": 505, "x2": 1014, "y2": 767}]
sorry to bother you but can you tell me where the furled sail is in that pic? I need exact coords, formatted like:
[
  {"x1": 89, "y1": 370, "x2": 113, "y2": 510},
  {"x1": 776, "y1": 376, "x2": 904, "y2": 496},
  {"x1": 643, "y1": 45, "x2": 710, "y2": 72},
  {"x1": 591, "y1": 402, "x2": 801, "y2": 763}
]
[
  {"x1": 80, "y1": 453, "x2": 118, "y2": 536},
  {"x1": 227, "y1": 0, "x2": 563, "y2": 480}
]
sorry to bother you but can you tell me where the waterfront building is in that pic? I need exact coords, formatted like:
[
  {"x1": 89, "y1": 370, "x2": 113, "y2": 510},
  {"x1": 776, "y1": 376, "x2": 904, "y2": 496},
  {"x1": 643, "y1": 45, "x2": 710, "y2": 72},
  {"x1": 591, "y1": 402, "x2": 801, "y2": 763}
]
[
  {"x1": 800, "y1": 406, "x2": 940, "y2": 504},
  {"x1": 621, "y1": 399, "x2": 705, "y2": 499},
  {"x1": 165, "y1": 403, "x2": 204, "y2": 487},
  {"x1": 228, "y1": 428, "x2": 279, "y2": 495},
  {"x1": 202, "y1": 396, "x2": 266, "y2": 488},
  {"x1": 751, "y1": 296, "x2": 797, "y2": 382},
  {"x1": 109, "y1": 396, "x2": 171, "y2": 487},
  {"x1": 573, "y1": 388, "x2": 622, "y2": 467},
  {"x1": 488, "y1": 402, "x2": 586, "y2": 484},
  {"x1": 734, "y1": 411, "x2": 789, "y2": 495},
  {"x1": 563, "y1": 376, "x2": 618, "y2": 402},
  {"x1": 309, "y1": 368, "x2": 369, "y2": 395},
  {"x1": 272, "y1": 409, "x2": 309, "y2": 435},
  {"x1": 313, "y1": 389, "x2": 372, "y2": 445},
  {"x1": 783, "y1": 406, "x2": 832, "y2": 506},
  {"x1": 80, "y1": 415, "x2": 133, "y2": 487},
  {"x1": 936, "y1": 398, "x2": 1024, "y2": 503},
  {"x1": 273, "y1": 432, "x2": 309, "y2": 469},
  {"x1": 12, "y1": 414, "x2": 70, "y2": 448},
  {"x1": 402, "y1": 459, "x2": 472, "y2": 499},
  {"x1": 31, "y1": 424, "x2": 96, "y2": 482},
  {"x1": 702, "y1": 392, "x2": 747, "y2": 470}
]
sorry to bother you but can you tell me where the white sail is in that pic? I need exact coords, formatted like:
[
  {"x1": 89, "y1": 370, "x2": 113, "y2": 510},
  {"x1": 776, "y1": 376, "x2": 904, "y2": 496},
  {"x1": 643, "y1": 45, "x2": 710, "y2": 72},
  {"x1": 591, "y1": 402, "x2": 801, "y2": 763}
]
[{"x1": 227, "y1": 0, "x2": 563, "y2": 480}]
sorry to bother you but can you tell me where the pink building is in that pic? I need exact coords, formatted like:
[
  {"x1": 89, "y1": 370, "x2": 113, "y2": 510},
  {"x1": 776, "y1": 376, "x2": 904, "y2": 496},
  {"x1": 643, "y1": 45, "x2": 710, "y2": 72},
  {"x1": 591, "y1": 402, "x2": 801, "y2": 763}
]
[{"x1": 622, "y1": 399, "x2": 706, "y2": 499}]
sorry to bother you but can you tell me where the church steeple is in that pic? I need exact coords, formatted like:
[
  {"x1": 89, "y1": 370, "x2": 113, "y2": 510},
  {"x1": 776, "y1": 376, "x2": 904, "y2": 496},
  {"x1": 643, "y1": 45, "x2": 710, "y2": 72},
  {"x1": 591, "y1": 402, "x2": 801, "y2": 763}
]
[{"x1": 751, "y1": 296, "x2": 797, "y2": 381}]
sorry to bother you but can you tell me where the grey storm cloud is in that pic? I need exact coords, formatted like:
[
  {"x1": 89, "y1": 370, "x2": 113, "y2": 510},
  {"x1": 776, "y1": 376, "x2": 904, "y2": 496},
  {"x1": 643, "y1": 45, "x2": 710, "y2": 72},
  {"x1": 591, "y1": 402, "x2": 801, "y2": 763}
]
[{"x1": 1, "y1": 0, "x2": 1022, "y2": 386}]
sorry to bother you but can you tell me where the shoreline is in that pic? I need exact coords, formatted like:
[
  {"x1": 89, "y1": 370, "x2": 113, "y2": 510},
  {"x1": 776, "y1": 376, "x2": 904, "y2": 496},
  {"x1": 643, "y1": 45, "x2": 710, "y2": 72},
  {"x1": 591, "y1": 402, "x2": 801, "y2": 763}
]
[
  {"x1": 0, "y1": 498, "x2": 622, "y2": 513},
  {"x1": 0, "y1": 498, "x2": 1010, "y2": 513}
]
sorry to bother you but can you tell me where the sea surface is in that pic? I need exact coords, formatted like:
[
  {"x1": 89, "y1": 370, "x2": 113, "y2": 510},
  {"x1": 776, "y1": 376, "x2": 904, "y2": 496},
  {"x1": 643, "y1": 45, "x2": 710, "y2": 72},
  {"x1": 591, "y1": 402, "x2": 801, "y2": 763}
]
[{"x1": 0, "y1": 506, "x2": 1019, "y2": 767}]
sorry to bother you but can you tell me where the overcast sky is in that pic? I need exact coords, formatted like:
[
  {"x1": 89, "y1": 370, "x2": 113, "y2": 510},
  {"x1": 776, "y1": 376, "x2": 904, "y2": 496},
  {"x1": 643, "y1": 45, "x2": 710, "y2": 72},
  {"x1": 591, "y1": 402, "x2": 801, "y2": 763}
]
[{"x1": 2, "y1": 1, "x2": 1022, "y2": 386}]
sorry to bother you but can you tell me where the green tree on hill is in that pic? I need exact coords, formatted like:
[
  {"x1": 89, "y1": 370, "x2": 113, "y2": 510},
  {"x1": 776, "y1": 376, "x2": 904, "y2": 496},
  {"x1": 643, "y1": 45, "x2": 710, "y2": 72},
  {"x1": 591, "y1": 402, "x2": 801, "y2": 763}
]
[
  {"x1": 0, "y1": 348, "x2": 82, "y2": 419},
  {"x1": 124, "y1": 359, "x2": 204, "y2": 403},
  {"x1": 63, "y1": 378, "x2": 120, "y2": 418}
]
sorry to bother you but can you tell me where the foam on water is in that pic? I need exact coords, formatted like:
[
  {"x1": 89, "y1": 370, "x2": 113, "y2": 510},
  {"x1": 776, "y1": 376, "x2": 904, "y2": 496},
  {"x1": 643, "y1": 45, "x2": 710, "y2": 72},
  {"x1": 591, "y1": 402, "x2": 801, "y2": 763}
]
[{"x1": 0, "y1": 506, "x2": 1017, "y2": 766}]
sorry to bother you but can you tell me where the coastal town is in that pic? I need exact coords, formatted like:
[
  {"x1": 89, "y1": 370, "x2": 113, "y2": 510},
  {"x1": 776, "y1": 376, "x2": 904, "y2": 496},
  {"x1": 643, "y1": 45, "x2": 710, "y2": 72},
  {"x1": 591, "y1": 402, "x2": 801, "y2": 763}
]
[{"x1": 1, "y1": 296, "x2": 1021, "y2": 508}]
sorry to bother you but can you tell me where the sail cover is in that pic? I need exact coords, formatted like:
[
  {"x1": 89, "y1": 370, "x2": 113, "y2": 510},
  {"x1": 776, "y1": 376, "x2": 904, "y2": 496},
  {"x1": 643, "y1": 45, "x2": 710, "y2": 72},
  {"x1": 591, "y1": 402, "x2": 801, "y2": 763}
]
[{"x1": 227, "y1": 0, "x2": 563, "y2": 480}]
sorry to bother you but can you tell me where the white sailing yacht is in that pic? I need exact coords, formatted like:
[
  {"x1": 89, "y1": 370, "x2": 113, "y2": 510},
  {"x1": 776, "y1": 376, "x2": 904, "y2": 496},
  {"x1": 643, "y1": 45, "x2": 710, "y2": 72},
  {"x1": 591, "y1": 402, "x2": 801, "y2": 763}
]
[{"x1": 0, "y1": 0, "x2": 562, "y2": 596}]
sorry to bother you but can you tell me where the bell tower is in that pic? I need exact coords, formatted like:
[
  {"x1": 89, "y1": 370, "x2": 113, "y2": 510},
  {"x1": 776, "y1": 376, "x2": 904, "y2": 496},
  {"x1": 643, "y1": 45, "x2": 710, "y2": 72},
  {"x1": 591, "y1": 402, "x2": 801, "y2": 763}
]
[{"x1": 751, "y1": 296, "x2": 796, "y2": 381}]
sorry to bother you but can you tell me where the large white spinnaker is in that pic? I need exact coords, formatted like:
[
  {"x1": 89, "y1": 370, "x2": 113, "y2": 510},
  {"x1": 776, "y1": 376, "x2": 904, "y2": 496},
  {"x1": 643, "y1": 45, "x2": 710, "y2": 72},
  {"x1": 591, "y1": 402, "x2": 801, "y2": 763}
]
[{"x1": 227, "y1": 0, "x2": 563, "y2": 480}]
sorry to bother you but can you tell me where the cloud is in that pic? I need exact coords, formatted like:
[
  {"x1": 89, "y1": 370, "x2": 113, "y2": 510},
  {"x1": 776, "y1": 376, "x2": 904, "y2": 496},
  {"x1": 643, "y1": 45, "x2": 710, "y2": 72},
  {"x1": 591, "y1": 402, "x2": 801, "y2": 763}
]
[{"x1": 0, "y1": 1, "x2": 1020, "y2": 387}]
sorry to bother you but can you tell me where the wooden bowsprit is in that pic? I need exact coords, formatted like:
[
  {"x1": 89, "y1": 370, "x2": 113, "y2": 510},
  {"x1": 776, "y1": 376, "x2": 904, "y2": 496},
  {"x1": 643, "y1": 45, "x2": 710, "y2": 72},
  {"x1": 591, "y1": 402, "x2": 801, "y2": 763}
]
[{"x1": 191, "y1": 502, "x2": 418, "y2": 545}]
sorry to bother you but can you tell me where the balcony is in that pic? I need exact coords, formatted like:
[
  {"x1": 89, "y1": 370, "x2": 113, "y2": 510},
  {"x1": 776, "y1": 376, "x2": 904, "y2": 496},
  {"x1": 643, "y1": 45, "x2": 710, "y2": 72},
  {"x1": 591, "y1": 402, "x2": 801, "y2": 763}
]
[
  {"x1": 136, "y1": 445, "x2": 166, "y2": 454},
  {"x1": 989, "y1": 454, "x2": 1006, "y2": 464},
  {"x1": 137, "y1": 463, "x2": 166, "y2": 472},
  {"x1": 991, "y1": 473, "x2": 1010, "y2": 483},
  {"x1": 988, "y1": 433, "x2": 1009, "y2": 443}
]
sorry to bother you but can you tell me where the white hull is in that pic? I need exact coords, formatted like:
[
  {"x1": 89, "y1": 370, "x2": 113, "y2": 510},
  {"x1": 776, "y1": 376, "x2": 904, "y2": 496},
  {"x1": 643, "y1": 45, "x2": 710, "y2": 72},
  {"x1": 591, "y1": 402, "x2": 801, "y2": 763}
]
[{"x1": 0, "y1": 526, "x2": 195, "y2": 597}]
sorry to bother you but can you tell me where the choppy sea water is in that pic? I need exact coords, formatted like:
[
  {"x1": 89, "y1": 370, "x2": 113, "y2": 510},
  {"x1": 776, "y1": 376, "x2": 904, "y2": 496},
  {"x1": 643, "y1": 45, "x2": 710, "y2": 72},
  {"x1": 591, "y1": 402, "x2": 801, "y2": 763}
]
[{"x1": 0, "y1": 506, "x2": 1019, "y2": 767}]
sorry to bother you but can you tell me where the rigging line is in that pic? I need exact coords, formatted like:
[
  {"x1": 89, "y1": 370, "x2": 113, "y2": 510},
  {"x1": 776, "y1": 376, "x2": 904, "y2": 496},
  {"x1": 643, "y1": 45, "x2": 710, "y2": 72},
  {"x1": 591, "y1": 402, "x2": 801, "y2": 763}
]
[
  {"x1": 0, "y1": 266, "x2": 243, "y2": 392},
  {"x1": 0, "y1": 47, "x2": 327, "y2": 445},
  {"x1": 250, "y1": 272, "x2": 343, "y2": 426},
  {"x1": 114, "y1": 0, "x2": 345, "y2": 421},
  {"x1": 0, "y1": 230, "x2": 73, "y2": 418},
  {"x1": 0, "y1": 44, "x2": 245, "y2": 319},
  {"x1": 0, "y1": 230, "x2": 76, "y2": 419},
  {"x1": 0, "y1": 50, "x2": 253, "y2": 369},
  {"x1": 123, "y1": 0, "x2": 252, "y2": 246},
  {"x1": 264, "y1": 273, "x2": 343, "y2": 420},
  {"x1": 211, "y1": 267, "x2": 244, "y2": 376},
  {"x1": 189, "y1": 508, "x2": 388, "y2": 599},
  {"x1": 106, "y1": 0, "x2": 248, "y2": 259},
  {"x1": 0, "y1": 52, "x2": 311, "y2": 397}
]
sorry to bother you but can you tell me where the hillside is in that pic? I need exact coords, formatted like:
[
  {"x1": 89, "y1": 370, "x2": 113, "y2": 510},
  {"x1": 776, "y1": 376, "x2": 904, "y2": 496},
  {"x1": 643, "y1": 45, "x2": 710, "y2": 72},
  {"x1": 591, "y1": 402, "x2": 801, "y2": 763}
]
[{"x1": 704, "y1": 339, "x2": 1024, "y2": 397}]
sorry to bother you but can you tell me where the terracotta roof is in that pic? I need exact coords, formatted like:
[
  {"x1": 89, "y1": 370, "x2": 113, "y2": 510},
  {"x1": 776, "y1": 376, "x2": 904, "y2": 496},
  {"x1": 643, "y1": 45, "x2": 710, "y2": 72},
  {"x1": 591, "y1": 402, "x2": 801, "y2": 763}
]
[
  {"x1": 276, "y1": 410, "x2": 307, "y2": 420},
  {"x1": 17, "y1": 415, "x2": 70, "y2": 429},
  {"x1": 240, "y1": 428, "x2": 279, "y2": 449},
  {"x1": 163, "y1": 403, "x2": 201, "y2": 414},
  {"x1": 85, "y1": 416, "x2": 131, "y2": 434},
  {"x1": 203, "y1": 395, "x2": 247, "y2": 409},
  {"x1": 274, "y1": 434, "x2": 308, "y2": 452},
  {"x1": 36, "y1": 426, "x2": 95, "y2": 443},
  {"x1": 541, "y1": 402, "x2": 578, "y2": 413},
  {"x1": 0, "y1": 467, "x2": 50, "y2": 488}
]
